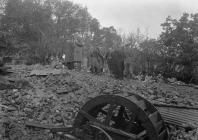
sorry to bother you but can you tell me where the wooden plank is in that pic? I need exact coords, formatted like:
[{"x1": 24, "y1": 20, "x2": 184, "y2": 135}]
[{"x1": 25, "y1": 121, "x2": 73, "y2": 132}]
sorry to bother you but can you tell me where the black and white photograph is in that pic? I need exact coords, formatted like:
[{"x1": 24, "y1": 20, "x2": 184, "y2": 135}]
[{"x1": 0, "y1": 0, "x2": 198, "y2": 139}]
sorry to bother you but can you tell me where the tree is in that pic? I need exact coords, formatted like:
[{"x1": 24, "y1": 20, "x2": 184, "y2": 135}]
[
  {"x1": 100, "y1": 26, "x2": 122, "y2": 50},
  {"x1": 0, "y1": 0, "x2": 7, "y2": 15},
  {"x1": 138, "y1": 39, "x2": 162, "y2": 74},
  {"x1": 0, "y1": 0, "x2": 122, "y2": 65},
  {"x1": 160, "y1": 13, "x2": 198, "y2": 82}
]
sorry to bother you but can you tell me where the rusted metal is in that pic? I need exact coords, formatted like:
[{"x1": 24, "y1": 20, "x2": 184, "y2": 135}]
[
  {"x1": 152, "y1": 102, "x2": 198, "y2": 128},
  {"x1": 89, "y1": 124, "x2": 113, "y2": 140},
  {"x1": 90, "y1": 121, "x2": 139, "y2": 139},
  {"x1": 156, "y1": 106, "x2": 198, "y2": 128},
  {"x1": 24, "y1": 93, "x2": 198, "y2": 140},
  {"x1": 74, "y1": 94, "x2": 168, "y2": 140}
]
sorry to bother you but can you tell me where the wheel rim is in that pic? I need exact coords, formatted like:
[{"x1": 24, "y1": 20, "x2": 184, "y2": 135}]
[{"x1": 74, "y1": 94, "x2": 168, "y2": 140}]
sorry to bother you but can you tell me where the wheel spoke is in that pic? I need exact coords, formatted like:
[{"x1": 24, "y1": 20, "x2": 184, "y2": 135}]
[
  {"x1": 89, "y1": 124, "x2": 113, "y2": 140},
  {"x1": 91, "y1": 121, "x2": 138, "y2": 140},
  {"x1": 79, "y1": 110, "x2": 99, "y2": 123},
  {"x1": 113, "y1": 105, "x2": 126, "y2": 123},
  {"x1": 129, "y1": 113, "x2": 137, "y2": 123},
  {"x1": 137, "y1": 130, "x2": 147, "y2": 139},
  {"x1": 98, "y1": 108, "x2": 117, "y2": 122},
  {"x1": 104, "y1": 104, "x2": 117, "y2": 125},
  {"x1": 117, "y1": 106, "x2": 125, "y2": 118},
  {"x1": 125, "y1": 113, "x2": 137, "y2": 131},
  {"x1": 98, "y1": 108, "x2": 108, "y2": 115},
  {"x1": 123, "y1": 108, "x2": 130, "y2": 120}
]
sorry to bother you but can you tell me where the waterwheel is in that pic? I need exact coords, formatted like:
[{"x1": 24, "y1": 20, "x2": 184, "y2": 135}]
[{"x1": 73, "y1": 93, "x2": 168, "y2": 140}]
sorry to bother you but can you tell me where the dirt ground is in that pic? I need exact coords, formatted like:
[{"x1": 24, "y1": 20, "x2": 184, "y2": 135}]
[{"x1": 0, "y1": 64, "x2": 198, "y2": 140}]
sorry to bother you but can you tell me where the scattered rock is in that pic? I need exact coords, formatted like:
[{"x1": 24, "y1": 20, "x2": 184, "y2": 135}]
[{"x1": 1, "y1": 64, "x2": 198, "y2": 140}]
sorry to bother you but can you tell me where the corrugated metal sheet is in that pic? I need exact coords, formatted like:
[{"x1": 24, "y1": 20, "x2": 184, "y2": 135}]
[{"x1": 156, "y1": 106, "x2": 198, "y2": 127}]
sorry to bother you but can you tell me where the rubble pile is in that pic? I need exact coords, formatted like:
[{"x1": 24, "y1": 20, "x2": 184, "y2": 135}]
[{"x1": 0, "y1": 64, "x2": 198, "y2": 140}]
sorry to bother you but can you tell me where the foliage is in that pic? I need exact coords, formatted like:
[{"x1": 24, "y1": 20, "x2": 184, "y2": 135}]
[
  {"x1": 0, "y1": 0, "x2": 122, "y2": 64},
  {"x1": 119, "y1": 14, "x2": 198, "y2": 83},
  {"x1": 121, "y1": 31, "x2": 162, "y2": 76},
  {"x1": 159, "y1": 13, "x2": 198, "y2": 82},
  {"x1": 1, "y1": 0, "x2": 198, "y2": 83}
]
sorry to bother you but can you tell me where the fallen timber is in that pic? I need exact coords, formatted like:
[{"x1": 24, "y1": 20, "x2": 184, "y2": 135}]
[{"x1": 24, "y1": 93, "x2": 198, "y2": 140}]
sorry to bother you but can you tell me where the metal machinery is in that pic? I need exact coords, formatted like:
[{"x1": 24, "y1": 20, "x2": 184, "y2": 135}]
[
  {"x1": 26, "y1": 92, "x2": 198, "y2": 140},
  {"x1": 72, "y1": 94, "x2": 168, "y2": 140}
]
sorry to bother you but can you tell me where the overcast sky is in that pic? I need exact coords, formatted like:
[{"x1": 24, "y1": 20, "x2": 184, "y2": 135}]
[{"x1": 71, "y1": 0, "x2": 198, "y2": 38}]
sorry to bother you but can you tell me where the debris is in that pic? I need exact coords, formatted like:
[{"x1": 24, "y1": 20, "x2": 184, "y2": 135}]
[
  {"x1": 25, "y1": 121, "x2": 73, "y2": 132},
  {"x1": 0, "y1": 104, "x2": 16, "y2": 111},
  {"x1": 1, "y1": 64, "x2": 198, "y2": 139},
  {"x1": 56, "y1": 87, "x2": 81, "y2": 95},
  {"x1": 0, "y1": 76, "x2": 14, "y2": 90},
  {"x1": 29, "y1": 69, "x2": 69, "y2": 76}
]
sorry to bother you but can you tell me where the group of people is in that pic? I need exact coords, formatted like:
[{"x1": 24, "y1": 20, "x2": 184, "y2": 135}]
[{"x1": 88, "y1": 48, "x2": 133, "y2": 79}]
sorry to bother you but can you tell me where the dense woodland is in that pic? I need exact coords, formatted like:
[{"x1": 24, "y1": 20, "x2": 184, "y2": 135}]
[{"x1": 1, "y1": 0, "x2": 198, "y2": 83}]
